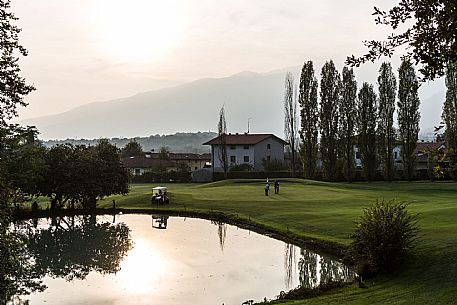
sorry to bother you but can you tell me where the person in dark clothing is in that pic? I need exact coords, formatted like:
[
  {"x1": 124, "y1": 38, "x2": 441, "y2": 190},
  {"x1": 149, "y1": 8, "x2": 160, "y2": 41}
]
[
  {"x1": 264, "y1": 182, "x2": 270, "y2": 196},
  {"x1": 274, "y1": 180, "x2": 279, "y2": 194}
]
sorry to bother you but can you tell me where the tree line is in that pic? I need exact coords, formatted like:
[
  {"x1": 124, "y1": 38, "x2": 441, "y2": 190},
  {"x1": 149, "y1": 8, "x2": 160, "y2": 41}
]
[{"x1": 285, "y1": 59, "x2": 457, "y2": 182}]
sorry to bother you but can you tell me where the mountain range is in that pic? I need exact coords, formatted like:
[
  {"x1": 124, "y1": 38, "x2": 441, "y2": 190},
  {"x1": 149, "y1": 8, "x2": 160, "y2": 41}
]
[{"x1": 21, "y1": 68, "x2": 446, "y2": 141}]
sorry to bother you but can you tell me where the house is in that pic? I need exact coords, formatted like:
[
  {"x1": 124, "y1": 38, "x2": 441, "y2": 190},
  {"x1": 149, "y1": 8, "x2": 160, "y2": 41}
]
[
  {"x1": 121, "y1": 153, "x2": 211, "y2": 176},
  {"x1": 203, "y1": 133, "x2": 288, "y2": 171},
  {"x1": 121, "y1": 155, "x2": 176, "y2": 176}
]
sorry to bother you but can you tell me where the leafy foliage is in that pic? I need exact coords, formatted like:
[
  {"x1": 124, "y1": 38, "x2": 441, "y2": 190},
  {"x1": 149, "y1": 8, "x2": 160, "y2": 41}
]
[
  {"x1": 351, "y1": 200, "x2": 420, "y2": 276},
  {"x1": 229, "y1": 163, "x2": 253, "y2": 172},
  {"x1": 398, "y1": 59, "x2": 421, "y2": 181},
  {"x1": 41, "y1": 140, "x2": 129, "y2": 210},
  {"x1": 217, "y1": 106, "x2": 229, "y2": 177},
  {"x1": 262, "y1": 158, "x2": 287, "y2": 171},
  {"x1": 347, "y1": 0, "x2": 457, "y2": 81},
  {"x1": 357, "y1": 83, "x2": 378, "y2": 181},
  {"x1": 319, "y1": 60, "x2": 341, "y2": 181},
  {"x1": 443, "y1": 62, "x2": 457, "y2": 150},
  {"x1": 120, "y1": 139, "x2": 143, "y2": 158},
  {"x1": 298, "y1": 61, "x2": 319, "y2": 179},
  {"x1": 0, "y1": 0, "x2": 35, "y2": 123},
  {"x1": 339, "y1": 67, "x2": 357, "y2": 182},
  {"x1": 377, "y1": 62, "x2": 397, "y2": 181}
]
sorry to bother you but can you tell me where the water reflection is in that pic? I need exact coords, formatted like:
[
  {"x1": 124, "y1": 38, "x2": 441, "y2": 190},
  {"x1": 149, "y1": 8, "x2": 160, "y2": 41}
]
[
  {"x1": 28, "y1": 215, "x2": 132, "y2": 281},
  {"x1": 4, "y1": 215, "x2": 355, "y2": 305},
  {"x1": 151, "y1": 215, "x2": 169, "y2": 229},
  {"x1": 296, "y1": 248, "x2": 354, "y2": 289},
  {"x1": 211, "y1": 220, "x2": 227, "y2": 251}
]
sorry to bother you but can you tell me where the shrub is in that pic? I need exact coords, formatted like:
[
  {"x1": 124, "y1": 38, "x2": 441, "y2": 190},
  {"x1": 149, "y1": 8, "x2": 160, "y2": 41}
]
[
  {"x1": 350, "y1": 199, "x2": 419, "y2": 276},
  {"x1": 229, "y1": 163, "x2": 253, "y2": 172}
]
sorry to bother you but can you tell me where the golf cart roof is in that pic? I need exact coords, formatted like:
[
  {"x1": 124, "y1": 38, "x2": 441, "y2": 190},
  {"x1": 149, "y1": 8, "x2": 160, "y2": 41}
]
[{"x1": 152, "y1": 186, "x2": 167, "y2": 191}]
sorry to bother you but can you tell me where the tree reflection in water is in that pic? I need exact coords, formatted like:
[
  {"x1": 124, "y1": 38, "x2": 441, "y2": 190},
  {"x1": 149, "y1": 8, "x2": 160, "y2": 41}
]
[
  {"x1": 28, "y1": 215, "x2": 133, "y2": 281},
  {"x1": 1, "y1": 215, "x2": 132, "y2": 304},
  {"x1": 284, "y1": 243, "x2": 296, "y2": 289},
  {"x1": 285, "y1": 245, "x2": 355, "y2": 290},
  {"x1": 297, "y1": 248, "x2": 355, "y2": 289},
  {"x1": 211, "y1": 220, "x2": 227, "y2": 251}
]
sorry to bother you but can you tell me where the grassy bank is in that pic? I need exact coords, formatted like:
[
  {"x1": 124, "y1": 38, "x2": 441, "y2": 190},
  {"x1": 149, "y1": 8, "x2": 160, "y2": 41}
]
[{"x1": 94, "y1": 180, "x2": 457, "y2": 304}]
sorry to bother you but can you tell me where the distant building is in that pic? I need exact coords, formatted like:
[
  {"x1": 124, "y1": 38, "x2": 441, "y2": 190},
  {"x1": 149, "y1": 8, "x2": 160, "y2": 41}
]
[
  {"x1": 203, "y1": 133, "x2": 287, "y2": 171},
  {"x1": 122, "y1": 152, "x2": 211, "y2": 176}
]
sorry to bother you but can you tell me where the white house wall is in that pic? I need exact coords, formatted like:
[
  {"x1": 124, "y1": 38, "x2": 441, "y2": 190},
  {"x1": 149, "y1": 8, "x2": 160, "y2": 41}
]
[
  {"x1": 210, "y1": 138, "x2": 285, "y2": 171},
  {"x1": 254, "y1": 138, "x2": 285, "y2": 170}
]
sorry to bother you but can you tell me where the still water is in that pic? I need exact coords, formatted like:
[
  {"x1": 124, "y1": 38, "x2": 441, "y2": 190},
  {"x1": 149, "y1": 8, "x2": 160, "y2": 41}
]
[{"x1": 20, "y1": 214, "x2": 354, "y2": 305}]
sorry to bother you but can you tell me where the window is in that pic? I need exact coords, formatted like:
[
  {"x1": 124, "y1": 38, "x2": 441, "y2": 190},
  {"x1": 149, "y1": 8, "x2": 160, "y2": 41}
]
[
  {"x1": 267, "y1": 155, "x2": 271, "y2": 161},
  {"x1": 243, "y1": 145, "x2": 249, "y2": 150},
  {"x1": 134, "y1": 168, "x2": 141, "y2": 176},
  {"x1": 355, "y1": 151, "x2": 361, "y2": 159},
  {"x1": 394, "y1": 151, "x2": 398, "y2": 159},
  {"x1": 244, "y1": 156, "x2": 249, "y2": 163},
  {"x1": 230, "y1": 145, "x2": 236, "y2": 150},
  {"x1": 267, "y1": 144, "x2": 271, "y2": 149},
  {"x1": 230, "y1": 156, "x2": 236, "y2": 163}
]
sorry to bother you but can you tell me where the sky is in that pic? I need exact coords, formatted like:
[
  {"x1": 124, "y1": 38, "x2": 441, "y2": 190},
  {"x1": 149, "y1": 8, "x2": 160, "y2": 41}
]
[{"x1": 13, "y1": 0, "x2": 444, "y2": 129}]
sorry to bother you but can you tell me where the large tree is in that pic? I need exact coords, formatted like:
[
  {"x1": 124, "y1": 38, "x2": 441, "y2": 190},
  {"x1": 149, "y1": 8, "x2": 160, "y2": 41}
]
[
  {"x1": 0, "y1": 0, "x2": 35, "y2": 123},
  {"x1": 377, "y1": 62, "x2": 397, "y2": 181},
  {"x1": 347, "y1": 0, "x2": 457, "y2": 81},
  {"x1": 120, "y1": 139, "x2": 143, "y2": 158},
  {"x1": 298, "y1": 61, "x2": 319, "y2": 179},
  {"x1": 358, "y1": 83, "x2": 378, "y2": 182},
  {"x1": 284, "y1": 72, "x2": 299, "y2": 177},
  {"x1": 319, "y1": 60, "x2": 341, "y2": 181},
  {"x1": 443, "y1": 62, "x2": 457, "y2": 150},
  {"x1": 339, "y1": 67, "x2": 358, "y2": 182},
  {"x1": 42, "y1": 140, "x2": 129, "y2": 210},
  {"x1": 398, "y1": 59, "x2": 421, "y2": 181}
]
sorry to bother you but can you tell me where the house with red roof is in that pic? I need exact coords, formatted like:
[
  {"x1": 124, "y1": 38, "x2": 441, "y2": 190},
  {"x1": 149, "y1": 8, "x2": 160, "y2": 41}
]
[{"x1": 203, "y1": 133, "x2": 288, "y2": 171}]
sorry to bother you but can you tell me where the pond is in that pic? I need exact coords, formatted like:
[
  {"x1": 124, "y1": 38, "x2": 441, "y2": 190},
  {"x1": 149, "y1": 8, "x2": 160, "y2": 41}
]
[{"x1": 14, "y1": 214, "x2": 354, "y2": 305}]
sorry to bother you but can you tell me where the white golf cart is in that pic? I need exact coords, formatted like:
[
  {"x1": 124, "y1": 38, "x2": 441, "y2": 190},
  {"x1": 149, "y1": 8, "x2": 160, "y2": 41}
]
[{"x1": 151, "y1": 186, "x2": 170, "y2": 204}]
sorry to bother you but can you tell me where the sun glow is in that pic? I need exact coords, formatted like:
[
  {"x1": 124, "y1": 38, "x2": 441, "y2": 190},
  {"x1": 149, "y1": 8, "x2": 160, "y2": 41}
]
[
  {"x1": 117, "y1": 238, "x2": 169, "y2": 294},
  {"x1": 93, "y1": 0, "x2": 184, "y2": 62}
]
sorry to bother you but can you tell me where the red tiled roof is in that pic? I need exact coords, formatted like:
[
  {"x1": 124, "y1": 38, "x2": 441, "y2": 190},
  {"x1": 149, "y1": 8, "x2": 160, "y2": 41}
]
[
  {"x1": 414, "y1": 142, "x2": 445, "y2": 155},
  {"x1": 203, "y1": 133, "x2": 288, "y2": 145}
]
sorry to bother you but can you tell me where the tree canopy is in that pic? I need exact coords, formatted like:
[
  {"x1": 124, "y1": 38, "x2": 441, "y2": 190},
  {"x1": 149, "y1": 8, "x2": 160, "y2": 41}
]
[{"x1": 347, "y1": 1, "x2": 457, "y2": 80}]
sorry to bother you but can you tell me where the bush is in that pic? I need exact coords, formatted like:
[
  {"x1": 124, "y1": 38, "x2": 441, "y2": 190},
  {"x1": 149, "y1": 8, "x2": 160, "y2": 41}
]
[
  {"x1": 350, "y1": 199, "x2": 419, "y2": 276},
  {"x1": 229, "y1": 163, "x2": 253, "y2": 172}
]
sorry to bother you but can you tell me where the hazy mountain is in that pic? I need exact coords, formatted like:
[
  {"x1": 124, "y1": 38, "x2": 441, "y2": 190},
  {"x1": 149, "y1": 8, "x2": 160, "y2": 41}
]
[
  {"x1": 21, "y1": 70, "x2": 290, "y2": 140},
  {"x1": 21, "y1": 68, "x2": 445, "y2": 141}
]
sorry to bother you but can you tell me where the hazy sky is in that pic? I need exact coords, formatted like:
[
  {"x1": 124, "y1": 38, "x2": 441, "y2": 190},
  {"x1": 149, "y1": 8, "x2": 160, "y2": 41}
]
[{"x1": 13, "y1": 0, "x2": 443, "y2": 122}]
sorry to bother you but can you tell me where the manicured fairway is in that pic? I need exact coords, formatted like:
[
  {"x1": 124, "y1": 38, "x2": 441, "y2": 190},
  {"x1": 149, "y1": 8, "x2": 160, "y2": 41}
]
[{"x1": 98, "y1": 180, "x2": 457, "y2": 304}]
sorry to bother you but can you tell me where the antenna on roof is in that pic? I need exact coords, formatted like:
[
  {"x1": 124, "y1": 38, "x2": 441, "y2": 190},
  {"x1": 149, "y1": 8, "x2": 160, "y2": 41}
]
[{"x1": 247, "y1": 117, "x2": 252, "y2": 134}]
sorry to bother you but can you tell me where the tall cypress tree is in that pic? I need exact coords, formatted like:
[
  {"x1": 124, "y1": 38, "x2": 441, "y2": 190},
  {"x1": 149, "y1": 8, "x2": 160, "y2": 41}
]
[
  {"x1": 319, "y1": 60, "x2": 340, "y2": 181},
  {"x1": 377, "y1": 62, "x2": 397, "y2": 181},
  {"x1": 339, "y1": 67, "x2": 357, "y2": 182},
  {"x1": 443, "y1": 62, "x2": 457, "y2": 149},
  {"x1": 358, "y1": 83, "x2": 378, "y2": 182},
  {"x1": 398, "y1": 59, "x2": 421, "y2": 181},
  {"x1": 298, "y1": 61, "x2": 319, "y2": 179}
]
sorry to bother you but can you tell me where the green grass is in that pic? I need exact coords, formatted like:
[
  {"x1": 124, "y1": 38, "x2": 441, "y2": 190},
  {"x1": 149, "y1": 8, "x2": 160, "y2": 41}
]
[{"x1": 96, "y1": 179, "x2": 457, "y2": 304}]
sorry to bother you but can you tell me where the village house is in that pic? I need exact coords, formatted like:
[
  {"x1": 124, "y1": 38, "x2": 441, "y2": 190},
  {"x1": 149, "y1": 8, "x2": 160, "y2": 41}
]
[
  {"x1": 122, "y1": 152, "x2": 211, "y2": 176},
  {"x1": 203, "y1": 133, "x2": 288, "y2": 171}
]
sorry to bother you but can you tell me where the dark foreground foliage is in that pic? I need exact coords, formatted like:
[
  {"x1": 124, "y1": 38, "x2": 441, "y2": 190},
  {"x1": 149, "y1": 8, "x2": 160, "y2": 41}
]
[{"x1": 350, "y1": 199, "x2": 420, "y2": 277}]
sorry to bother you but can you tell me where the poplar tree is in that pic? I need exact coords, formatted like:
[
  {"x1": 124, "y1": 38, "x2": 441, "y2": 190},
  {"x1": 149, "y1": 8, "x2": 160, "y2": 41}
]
[
  {"x1": 298, "y1": 61, "x2": 319, "y2": 179},
  {"x1": 339, "y1": 67, "x2": 357, "y2": 182},
  {"x1": 398, "y1": 59, "x2": 421, "y2": 181},
  {"x1": 443, "y1": 62, "x2": 457, "y2": 149},
  {"x1": 378, "y1": 62, "x2": 397, "y2": 181},
  {"x1": 284, "y1": 72, "x2": 299, "y2": 177},
  {"x1": 217, "y1": 106, "x2": 228, "y2": 178},
  {"x1": 357, "y1": 83, "x2": 378, "y2": 181},
  {"x1": 319, "y1": 60, "x2": 340, "y2": 181}
]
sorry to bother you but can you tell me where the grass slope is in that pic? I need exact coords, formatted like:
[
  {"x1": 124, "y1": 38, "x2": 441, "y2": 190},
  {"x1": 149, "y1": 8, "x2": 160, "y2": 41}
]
[{"x1": 97, "y1": 180, "x2": 457, "y2": 304}]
